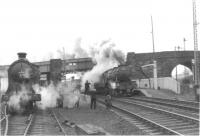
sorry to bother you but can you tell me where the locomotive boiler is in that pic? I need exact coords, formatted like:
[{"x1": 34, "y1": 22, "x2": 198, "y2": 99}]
[
  {"x1": 2, "y1": 53, "x2": 41, "y2": 114},
  {"x1": 94, "y1": 64, "x2": 137, "y2": 96}
]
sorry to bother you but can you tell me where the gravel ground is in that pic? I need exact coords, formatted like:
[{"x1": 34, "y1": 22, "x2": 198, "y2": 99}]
[{"x1": 60, "y1": 104, "x2": 146, "y2": 135}]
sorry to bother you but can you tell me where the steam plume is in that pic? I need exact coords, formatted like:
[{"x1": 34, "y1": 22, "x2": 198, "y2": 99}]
[
  {"x1": 7, "y1": 85, "x2": 32, "y2": 114},
  {"x1": 73, "y1": 38, "x2": 88, "y2": 58},
  {"x1": 33, "y1": 81, "x2": 90, "y2": 109},
  {"x1": 57, "y1": 38, "x2": 88, "y2": 60},
  {"x1": 0, "y1": 69, "x2": 8, "y2": 93},
  {"x1": 33, "y1": 83, "x2": 60, "y2": 109},
  {"x1": 81, "y1": 40, "x2": 125, "y2": 89}
]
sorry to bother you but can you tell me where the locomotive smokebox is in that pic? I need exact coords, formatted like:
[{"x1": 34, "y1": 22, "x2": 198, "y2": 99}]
[{"x1": 17, "y1": 52, "x2": 27, "y2": 59}]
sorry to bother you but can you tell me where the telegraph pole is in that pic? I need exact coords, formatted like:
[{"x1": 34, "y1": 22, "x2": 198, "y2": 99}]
[
  {"x1": 151, "y1": 16, "x2": 155, "y2": 56},
  {"x1": 192, "y1": 0, "x2": 199, "y2": 86},
  {"x1": 183, "y1": 38, "x2": 187, "y2": 51},
  {"x1": 192, "y1": 0, "x2": 199, "y2": 101},
  {"x1": 151, "y1": 16, "x2": 158, "y2": 89},
  {"x1": 183, "y1": 38, "x2": 188, "y2": 77},
  {"x1": 174, "y1": 46, "x2": 181, "y2": 93}
]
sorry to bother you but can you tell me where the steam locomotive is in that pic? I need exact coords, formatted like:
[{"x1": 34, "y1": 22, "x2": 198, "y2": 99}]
[
  {"x1": 94, "y1": 65, "x2": 137, "y2": 96},
  {"x1": 2, "y1": 53, "x2": 41, "y2": 114}
]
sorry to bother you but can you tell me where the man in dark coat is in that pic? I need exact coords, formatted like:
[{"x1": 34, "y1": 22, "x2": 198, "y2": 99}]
[
  {"x1": 90, "y1": 92, "x2": 96, "y2": 109},
  {"x1": 85, "y1": 80, "x2": 90, "y2": 94}
]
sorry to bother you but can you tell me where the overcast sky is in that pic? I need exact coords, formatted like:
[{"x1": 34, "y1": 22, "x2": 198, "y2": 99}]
[{"x1": 0, "y1": 0, "x2": 199, "y2": 65}]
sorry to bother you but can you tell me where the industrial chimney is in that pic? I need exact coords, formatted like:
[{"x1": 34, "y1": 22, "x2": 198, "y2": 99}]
[{"x1": 17, "y1": 52, "x2": 27, "y2": 60}]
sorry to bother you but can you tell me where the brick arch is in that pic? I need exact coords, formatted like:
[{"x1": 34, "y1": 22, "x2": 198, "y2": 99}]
[
  {"x1": 170, "y1": 63, "x2": 193, "y2": 77},
  {"x1": 126, "y1": 51, "x2": 200, "y2": 78}
]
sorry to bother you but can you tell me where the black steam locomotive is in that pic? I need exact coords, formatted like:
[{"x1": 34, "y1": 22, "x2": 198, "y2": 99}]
[
  {"x1": 2, "y1": 53, "x2": 41, "y2": 114},
  {"x1": 94, "y1": 65, "x2": 137, "y2": 96}
]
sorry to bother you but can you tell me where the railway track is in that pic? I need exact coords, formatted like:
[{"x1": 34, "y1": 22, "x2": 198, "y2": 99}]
[
  {"x1": 1, "y1": 107, "x2": 67, "y2": 135},
  {"x1": 25, "y1": 109, "x2": 67, "y2": 135},
  {"x1": 1, "y1": 106, "x2": 94, "y2": 135},
  {"x1": 115, "y1": 98, "x2": 199, "y2": 135},
  {"x1": 125, "y1": 96, "x2": 199, "y2": 113},
  {"x1": 98, "y1": 98, "x2": 199, "y2": 135},
  {"x1": 0, "y1": 104, "x2": 7, "y2": 135},
  {"x1": 119, "y1": 97, "x2": 199, "y2": 119}
]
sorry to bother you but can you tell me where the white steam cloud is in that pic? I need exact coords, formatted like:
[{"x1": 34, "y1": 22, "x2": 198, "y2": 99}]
[
  {"x1": 57, "y1": 38, "x2": 88, "y2": 60},
  {"x1": 7, "y1": 85, "x2": 32, "y2": 114},
  {"x1": 0, "y1": 68, "x2": 8, "y2": 93},
  {"x1": 33, "y1": 80, "x2": 90, "y2": 109},
  {"x1": 33, "y1": 83, "x2": 60, "y2": 109},
  {"x1": 73, "y1": 38, "x2": 88, "y2": 58},
  {"x1": 81, "y1": 40, "x2": 125, "y2": 89}
]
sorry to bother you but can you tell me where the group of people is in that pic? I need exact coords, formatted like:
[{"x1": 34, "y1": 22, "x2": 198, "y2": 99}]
[{"x1": 85, "y1": 80, "x2": 112, "y2": 110}]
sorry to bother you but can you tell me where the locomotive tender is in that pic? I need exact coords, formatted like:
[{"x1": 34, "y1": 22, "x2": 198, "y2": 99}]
[
  {"x1": 94, "y1": 65, "x2": 137, "y2": 96},
  {"x1": 2, "y1": 53, "x2": 41, "y2": 114}
]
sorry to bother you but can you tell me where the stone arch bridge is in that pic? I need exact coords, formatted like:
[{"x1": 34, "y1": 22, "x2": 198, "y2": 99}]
[{"x1": 126, "y1": 51, "x2": 200, "y2": 78}]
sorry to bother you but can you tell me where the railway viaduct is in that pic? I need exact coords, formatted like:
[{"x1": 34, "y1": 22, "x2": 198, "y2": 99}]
[
  {"x1": 126, "y1": 51, "x2": 200, "y2": 78},
  {"x1": 34, "y1": 58, "x2": 95, "y2": 83},
  {"x1": 0, "y1": 51, "x2": 199, "y2": 83}
]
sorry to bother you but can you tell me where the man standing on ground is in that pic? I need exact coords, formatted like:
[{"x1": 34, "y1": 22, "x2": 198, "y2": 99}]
[
  {"x1": 90, "y1": 92, "x2": 96, "y2": 109},
  {"x1": 85, "y1": 80, "x2": 90, "y2": 94},
  {"x1": 105, "y1": 94, "x2": 112, "y2": 109}
]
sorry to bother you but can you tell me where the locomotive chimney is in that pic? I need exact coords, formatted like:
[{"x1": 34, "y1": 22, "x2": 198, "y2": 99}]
[{"x1": 17, "y1": 52, "x2": 27, "y2": 59}]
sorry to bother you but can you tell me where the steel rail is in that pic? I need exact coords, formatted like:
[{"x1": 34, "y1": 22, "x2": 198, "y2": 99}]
[
  {"x1": 23, "y1": 114, "x2": 33, "y2": 136},
  {"x1": 125, "y1": 97, "x2": 199, "y2": 112},
  {"x1": 98, "y1": 100, "x2": 183, "y2": 135},
  {"x1": 1, "y1": 103, "x2": 6, "y2": 122},
  {"x1": 124, "y1": 98, "x2": 199, "y2": 118},
  {"x1": 3, "y1": 105, "x2": 8, "y2": 136},
  {"x1": 115, "y1": 99, "x2": 199, "y2": 123},
  {"x1": 140, "y1": 96, "x2": 199, "y2": 106},
  {"x1": 0, "y1": 116, "x2": 5, "y2": 122},
  {"x1": 51, "y1": 109, "x2": 67, "y2": 135}
]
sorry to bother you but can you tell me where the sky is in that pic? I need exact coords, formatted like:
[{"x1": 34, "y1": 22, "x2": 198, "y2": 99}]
[{"x1": 0, "y1": 0, "x2": 199, "y2": 65}]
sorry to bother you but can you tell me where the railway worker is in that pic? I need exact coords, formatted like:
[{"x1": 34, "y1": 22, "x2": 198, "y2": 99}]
[
  {"x1": 75, "y1": 95, "x2": 80, "y2": 108},
  {"x1": 105, "y1": 81, "x2": 109, "y2": 89},
  {"x1": 90, "y1": 92, "x2": 96, "y2": 109},
  {"x1": 85, "y1": 80, "x2": 90, "y2": 94},
  {"x1": 105, "y1": 94, "x2": 112, "y2": 109}
]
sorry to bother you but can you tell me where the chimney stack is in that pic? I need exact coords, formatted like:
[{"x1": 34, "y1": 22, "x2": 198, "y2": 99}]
[{"x1": 17, "y1": 52, "x2": 27, "y2": 60}]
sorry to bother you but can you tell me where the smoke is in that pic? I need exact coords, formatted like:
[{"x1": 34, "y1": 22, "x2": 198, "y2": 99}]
[
  {"x1": 33, "y1": 80, "x2": 90, "y2": 109},
  {"x1": 81, "y1": 40, "x2": 125, "y2": 89},
  {"x1": 57, "y1": 80, "x2": 90, "y2": 108},
  {"x1": 73, "y1": 38, "x2": 88, "y2": 58},
  {"x1": 7, "y1": 85, "x2": 32, "y2": 114},
  {"x1": 33, "y1": 83, "x2": 60, "y2": 109},
  {"x1": 57, "y1": 38, "x2": 88, "y2": 60},
  {"x1": 0, "y1": 68, "x2": 8, "y2": 93}
]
